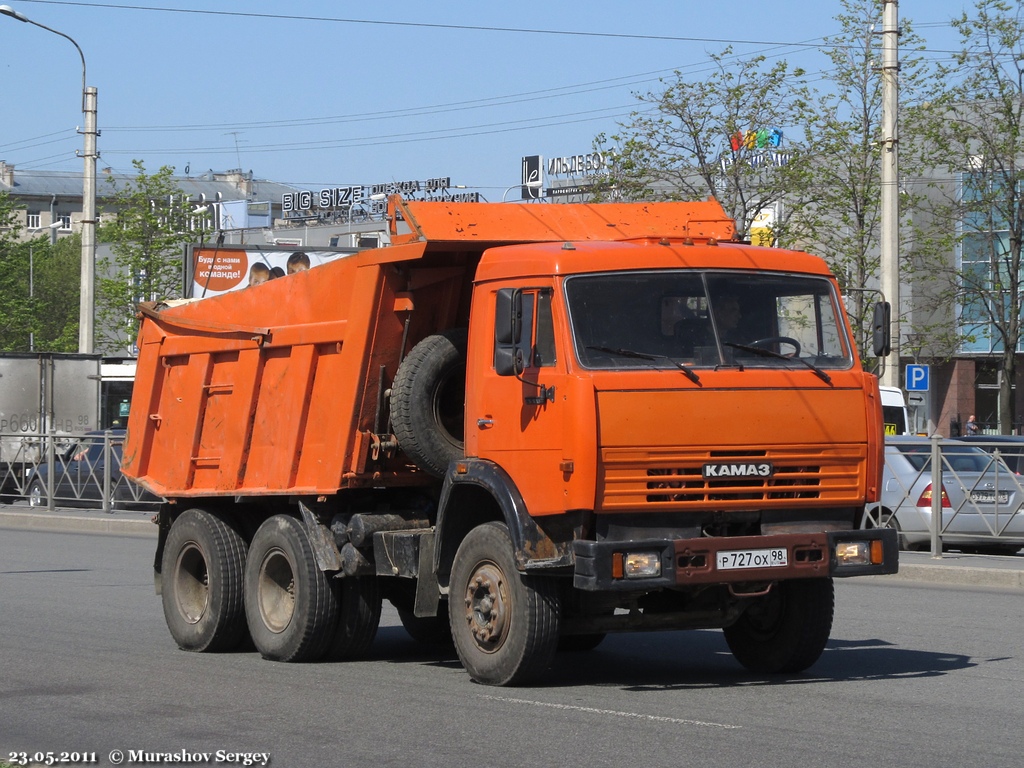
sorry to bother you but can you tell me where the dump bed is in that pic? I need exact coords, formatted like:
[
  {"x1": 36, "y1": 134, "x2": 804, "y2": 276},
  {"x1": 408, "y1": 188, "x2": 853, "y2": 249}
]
[{"x1": 121, "y1": 197, "x2": 735, "y2": 499}]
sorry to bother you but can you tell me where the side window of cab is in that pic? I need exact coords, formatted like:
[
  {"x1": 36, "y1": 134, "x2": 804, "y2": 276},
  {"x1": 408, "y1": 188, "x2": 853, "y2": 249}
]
[{"x1": 494, "y1": 287, "x2": 556, "y2": 375}]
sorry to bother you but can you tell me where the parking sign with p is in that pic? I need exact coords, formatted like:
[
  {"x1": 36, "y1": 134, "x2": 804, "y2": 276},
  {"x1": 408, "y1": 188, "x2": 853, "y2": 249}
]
[{"x1": 905, "y1": 364, "x2": 929, "y2": 392}]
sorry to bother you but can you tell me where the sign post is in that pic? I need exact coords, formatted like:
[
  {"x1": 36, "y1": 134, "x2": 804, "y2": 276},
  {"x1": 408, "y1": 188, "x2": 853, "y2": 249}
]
[{"x1": 905, "y1": 365, "x2": 933, "y2": 435}]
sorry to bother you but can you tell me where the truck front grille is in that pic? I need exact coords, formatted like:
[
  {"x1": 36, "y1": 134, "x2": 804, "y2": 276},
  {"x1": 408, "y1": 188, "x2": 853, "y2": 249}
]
[{"x1": 598, "y1": 446, "x2": 866, "y2": 511}]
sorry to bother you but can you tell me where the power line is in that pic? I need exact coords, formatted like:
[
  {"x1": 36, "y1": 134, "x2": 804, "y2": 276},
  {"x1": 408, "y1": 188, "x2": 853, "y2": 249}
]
[
  {"x1": 22, "y1": 0, "x2": 840, "y2": 48},
  {"x1": 99, "y1": 104, "x2": 646, "y2": 158}
]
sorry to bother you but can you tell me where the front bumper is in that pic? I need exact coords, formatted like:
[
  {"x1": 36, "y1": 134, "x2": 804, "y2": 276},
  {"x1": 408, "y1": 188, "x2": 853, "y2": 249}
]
[{"x1": 572, "y1": 528, "x2": 898, "y2": 591}]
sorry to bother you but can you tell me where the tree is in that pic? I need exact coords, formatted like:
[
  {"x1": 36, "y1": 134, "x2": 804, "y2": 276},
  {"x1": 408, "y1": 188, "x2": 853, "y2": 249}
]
[
  {"x1": 96, "y1": 160, "x2": 193, "y2": 354},
  {"x1": 0, "y1": 191, "x2": 33, "y2": 351},
  {"x1": 0, "y1": 192, "x2": 85, "y2": 353},
  {"x1": 911, "y1": 0, "x2": 1024, "y2": 432},
  {"x1": 788, "y1": 0, "x2": 928, "y2": 360},
  {"x1": 31, "y1": 234, "x2": 83, "y2": 352},
  {"x1": 598, "y1": 49, "x2": 810, "y2": 241}
]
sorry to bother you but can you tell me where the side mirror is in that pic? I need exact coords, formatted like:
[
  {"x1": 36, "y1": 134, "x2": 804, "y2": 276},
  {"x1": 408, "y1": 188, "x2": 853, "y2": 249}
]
[
  {"x1": 872, "y1": 301, "x2": 891, "y2": 357},
  {"x1": 494, "y1": 347, "x2": 525, "y2": 377},
  {"x1": 494, "y1": 288, "x2": 525, "y2": 377},
  {"x1": 495, "y1": 288, "x2": 522, "y2": 345}
]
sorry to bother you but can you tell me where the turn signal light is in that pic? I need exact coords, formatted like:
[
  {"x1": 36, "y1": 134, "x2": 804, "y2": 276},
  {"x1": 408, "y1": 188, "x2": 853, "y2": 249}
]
[{"x1": 835, "y1": 540, "x2": 886, "y2": 566}]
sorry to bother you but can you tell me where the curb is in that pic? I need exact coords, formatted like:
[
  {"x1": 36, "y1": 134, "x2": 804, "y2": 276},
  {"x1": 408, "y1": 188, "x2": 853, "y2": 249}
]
[
  {"x1": 869, "y1": 563, "x2": 1024, "y2": 590},
  {"x1": 0, "y1": 510, "x2": 156, "y2": 537}
]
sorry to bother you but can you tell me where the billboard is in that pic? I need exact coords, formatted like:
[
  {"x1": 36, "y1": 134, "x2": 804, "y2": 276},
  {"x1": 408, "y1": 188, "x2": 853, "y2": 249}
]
[
  {"x1": 189, "y1": 246, "x2": 357, "y2": 298},
  {"x1": 217, "y1": 200, "x2": 272, "y2": 230}
]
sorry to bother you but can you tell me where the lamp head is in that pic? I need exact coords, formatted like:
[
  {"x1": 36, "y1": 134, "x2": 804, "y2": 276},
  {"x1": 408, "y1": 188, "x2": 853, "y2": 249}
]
[{"x1": 0, "y1": 5, "x2": 30, "y2": 22}]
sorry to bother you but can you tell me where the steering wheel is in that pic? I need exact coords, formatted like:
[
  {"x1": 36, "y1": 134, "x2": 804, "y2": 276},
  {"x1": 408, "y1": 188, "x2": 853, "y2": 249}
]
[{"x1": 748, "y1": 336, "x2": 801, "y2": 356}]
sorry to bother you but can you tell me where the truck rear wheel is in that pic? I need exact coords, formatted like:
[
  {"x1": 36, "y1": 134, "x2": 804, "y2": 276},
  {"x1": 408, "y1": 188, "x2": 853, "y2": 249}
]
[
  {"x1": 391, "y1": 329, "x2": 467, "y2": 477},
  {"x1": 397, "y1": 603, "x2": 453, "y2": 647},
  {"x1": 449, "y1": 522, "x2": 560, "y2": 686},
  {"x1": 244, "y1": 515, "x2": 338, "y2": 662},
  {"x1": 723, "y1": 577, "x2": 834, "y2": 674},
  {"x1": 161, "y1": 508, "x2": 248, "y2": 652},
  {"x1": 329, "y1": 576, "x2": 382, "y2": 659}
]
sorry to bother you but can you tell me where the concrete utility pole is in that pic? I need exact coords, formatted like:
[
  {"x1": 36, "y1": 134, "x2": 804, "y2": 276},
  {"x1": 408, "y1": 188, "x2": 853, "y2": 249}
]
[
  {"x1": 879, "y1": 0, "x2": 900, "y2": 388},
  {"x1": 0, "y1": 5, "x2": 97, "y2": 354},
  {"x1": 81, "y1": 85, "x2": 98, "y2": 354}
]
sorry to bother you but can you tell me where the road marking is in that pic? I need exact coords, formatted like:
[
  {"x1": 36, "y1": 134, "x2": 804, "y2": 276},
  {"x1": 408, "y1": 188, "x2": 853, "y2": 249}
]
[{"x1": 477, "y1": 694, "x2": 741, "y2": 729}]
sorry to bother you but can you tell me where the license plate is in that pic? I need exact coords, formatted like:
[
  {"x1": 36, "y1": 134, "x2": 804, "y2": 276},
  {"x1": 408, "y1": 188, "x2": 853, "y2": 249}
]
[
  {"x1": 970, "y1": 490, "x2": 1010, "y2": 504},
  {"x1": 716, "y1": 548, "x2": 789, "y2": 571}
]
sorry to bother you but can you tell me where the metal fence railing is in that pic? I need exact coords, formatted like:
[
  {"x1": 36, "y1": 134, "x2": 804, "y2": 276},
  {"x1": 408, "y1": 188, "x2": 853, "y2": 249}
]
[
  {"x1": 863, "y1": 436, "x2": 1024, "y2": 556},
  {"x1": 0, "y1": 429, "x2": 161, "y2": 513}
]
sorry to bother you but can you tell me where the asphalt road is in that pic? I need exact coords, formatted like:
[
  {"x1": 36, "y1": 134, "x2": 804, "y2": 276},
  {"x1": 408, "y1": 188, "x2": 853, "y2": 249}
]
[{"x1": 2, "y1": 528, "x2": 1023, "y2": 768}]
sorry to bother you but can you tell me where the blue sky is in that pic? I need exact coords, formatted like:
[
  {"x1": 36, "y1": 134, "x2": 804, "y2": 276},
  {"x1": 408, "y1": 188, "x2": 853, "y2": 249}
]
[{"x1": 0, "y1": 1, "x2": 975, "y2": 198}]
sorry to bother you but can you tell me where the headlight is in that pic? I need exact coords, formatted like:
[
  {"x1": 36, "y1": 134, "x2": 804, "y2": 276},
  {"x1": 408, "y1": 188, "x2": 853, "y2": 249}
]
[
  {"x1": 623, "y1": 552, "x2": 662, "y2": 578},
  {"x1": 835, "y1": 540, "x2": 884, "y2": 566}
]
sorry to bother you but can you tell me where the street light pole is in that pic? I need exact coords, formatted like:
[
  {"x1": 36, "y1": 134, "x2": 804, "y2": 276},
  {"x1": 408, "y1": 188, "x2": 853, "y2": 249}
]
[
  {"x1": 879, "y1": 0, "x2": 900, "y2": 388},
  {"x1": 1, "y1": 4, "x2": 97, "y2": 354}
]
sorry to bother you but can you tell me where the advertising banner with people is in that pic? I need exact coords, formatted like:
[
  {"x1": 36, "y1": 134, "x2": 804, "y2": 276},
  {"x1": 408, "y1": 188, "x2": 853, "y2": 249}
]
[{"x1": 189, "y1": 246, "x2": 356, "y2": 298}]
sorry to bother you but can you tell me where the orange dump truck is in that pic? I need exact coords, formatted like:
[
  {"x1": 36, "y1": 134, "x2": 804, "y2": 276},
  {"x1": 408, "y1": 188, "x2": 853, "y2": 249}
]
[{"x1": 123, "y1": 195, "x2": 897, "y2": 685}]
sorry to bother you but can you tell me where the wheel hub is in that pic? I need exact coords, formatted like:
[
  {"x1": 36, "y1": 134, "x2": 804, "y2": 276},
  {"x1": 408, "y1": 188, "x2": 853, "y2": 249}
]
[
  {"x1": 463, "y1": 562, "x2": 509, "y2": 652},
  {"x1": 173, "y1": 542, "x2": 210, "y2": 624},
  {"x1": 258, "y1": 547, "x2": 297, "y2": 634}
]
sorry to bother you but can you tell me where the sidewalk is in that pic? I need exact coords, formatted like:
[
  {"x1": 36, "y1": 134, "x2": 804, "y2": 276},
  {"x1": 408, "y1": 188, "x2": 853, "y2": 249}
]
[
  {"x1": 0, "y1": 502, "x2": 156, "y2": 537},
  {"x1": 874, "y1": 549, "x2": 1024, "y2": 589},
  {"x1": 1, "y1": 503, "x2": 1022, "y2": 589}
]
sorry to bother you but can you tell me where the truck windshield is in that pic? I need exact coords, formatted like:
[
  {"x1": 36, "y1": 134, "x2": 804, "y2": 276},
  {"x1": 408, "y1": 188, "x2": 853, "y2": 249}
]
[{"x1": 566, "y1": 270, "x2": 853, "y2": 370}]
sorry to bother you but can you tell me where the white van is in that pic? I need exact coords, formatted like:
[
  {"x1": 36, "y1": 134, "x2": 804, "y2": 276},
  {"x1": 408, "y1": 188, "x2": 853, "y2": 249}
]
[{"x1": 879, "y1": 385, "x2": 909, "y2": 436}]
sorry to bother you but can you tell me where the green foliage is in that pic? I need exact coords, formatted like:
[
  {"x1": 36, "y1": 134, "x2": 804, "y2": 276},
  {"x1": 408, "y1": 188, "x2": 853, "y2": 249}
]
[
  {"x1": 96, "y1": 159, "x2": 192, "y2": 354},
  {"x1": 599, "y1": 49, "x2": 810, "y2": 240},
  {"x1": 910, "y1": 0, "x2": 1024, "y2": 430},
  {"x1": 0, "y1": 191, "x2": 32, "y2": 351},
  {"x1": 0, "y1": 192, "x2": 81, "y2": 352},
  {"x1": 789, "y1": 0, "x2": 929, "y2": 360},
  {"x1": 595, "y1": 0, "x2": 1024, "y2": 404},
  {"x1": 33, "y1": 235, "x2": 83, "y2": 352}
]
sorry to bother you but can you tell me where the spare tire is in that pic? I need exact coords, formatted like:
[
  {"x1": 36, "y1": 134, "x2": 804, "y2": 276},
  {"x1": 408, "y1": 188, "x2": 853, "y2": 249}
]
[{"x1": 391, "y1": 329, "x2": 467, "y2": 477}]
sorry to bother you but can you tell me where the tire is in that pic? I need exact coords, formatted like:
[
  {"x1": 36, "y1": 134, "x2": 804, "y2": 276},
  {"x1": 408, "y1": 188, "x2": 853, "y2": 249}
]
[
  {"x1": 881, "y1": 512, "x2": 911, "y2": 551},
  {"x1": 723, "y1": 578, "x2": 834, "y2": 674},
  {"x1": 161, "y1": 508, "x2": 248, "y2": 652},
  {"x1": 28, "y1": 478, "x2": 47, "y2": 508},
  {"x1": 397, "y1": 603, "x2": 453, "y2": 647},
  {"x1": 244, "y1": 515, "x2": 338, "y2": 663},
  {"x1": 391, "y1": 329, "x2": 467, "y2": 477},
  {"x1": 449, "y1": 522, "x2": 561, "y2": 686},
  {"x1": 880, "y1": 518, "x2": 913, "y2": 552},
  {"x1": 1, "y1": 474, "x2": 20, "y2": 505},
  {"x1": 329, "y1": 576, "x2": 382, "y2": 659},
  {"x1": 866, "y1": 507, "x2": 910, "y2": 552}
]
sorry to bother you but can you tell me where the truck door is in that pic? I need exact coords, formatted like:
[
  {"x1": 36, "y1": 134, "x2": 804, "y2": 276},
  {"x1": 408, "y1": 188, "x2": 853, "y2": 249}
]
[{"x1": 471, "y1": 286, "x2": 570, "y2": 516}]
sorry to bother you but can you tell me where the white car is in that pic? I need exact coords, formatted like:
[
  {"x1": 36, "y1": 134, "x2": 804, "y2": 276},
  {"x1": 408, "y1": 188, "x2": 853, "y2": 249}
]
[{"x1": 863, "y1": 436, "x2": 1024, "y2": 555}]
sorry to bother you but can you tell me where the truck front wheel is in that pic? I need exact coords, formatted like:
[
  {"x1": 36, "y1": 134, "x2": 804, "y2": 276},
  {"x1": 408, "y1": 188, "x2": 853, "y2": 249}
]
[
  {"x1": 244, "y1": 515, "x2": 338, "y2": 662},
  {"x1": 161, "y1": 508, "x2": 248, "y2": 652},
  {"x1": 723, "y1": 577, "x2": 834, "y2": 674},
  {"x1": 449, "y1": 522, "x2": 561, "y2": 686}
]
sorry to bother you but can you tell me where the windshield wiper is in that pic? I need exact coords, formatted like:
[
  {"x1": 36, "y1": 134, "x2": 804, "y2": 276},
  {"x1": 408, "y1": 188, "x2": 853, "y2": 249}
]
[
  {"x1": 724, "y1": 342, "x2": 832, "y2": 385},
  {"x1": 587, "y1": 346, "x2": 701, "y2": 385}
]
